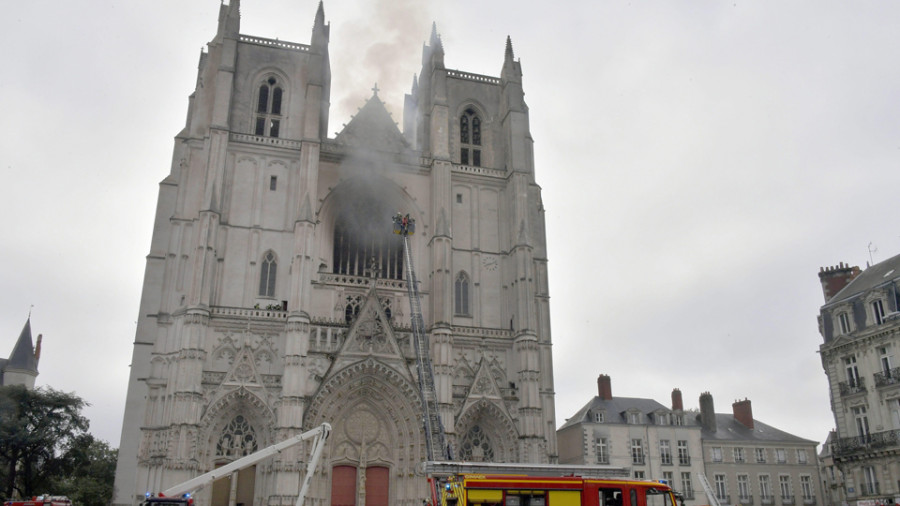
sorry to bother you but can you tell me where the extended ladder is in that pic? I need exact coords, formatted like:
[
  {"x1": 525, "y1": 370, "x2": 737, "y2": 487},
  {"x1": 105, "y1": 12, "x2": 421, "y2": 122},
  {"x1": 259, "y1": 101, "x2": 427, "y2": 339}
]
[
  {"x1": 698, "y1": 473, "x2": 722, "y2": 506},
  {"x1": 394, "y1": 214, "x2": 451, "y2": 461}
]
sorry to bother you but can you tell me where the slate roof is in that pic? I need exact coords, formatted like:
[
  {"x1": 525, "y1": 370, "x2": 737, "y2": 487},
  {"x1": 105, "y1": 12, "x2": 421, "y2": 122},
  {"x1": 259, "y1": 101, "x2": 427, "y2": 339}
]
[
  {"x1": 559, "y1": 395, "x2": 676, "y2": 430},
  {"x1": 825, "y1": 252, "x2": 900, "y2": 307},
  {"x1": 700, "y1": 413, "x2": 817, "y2": 445},
  {"x1": 7, "y1": 319, "x2": 37, "y2": 372}
]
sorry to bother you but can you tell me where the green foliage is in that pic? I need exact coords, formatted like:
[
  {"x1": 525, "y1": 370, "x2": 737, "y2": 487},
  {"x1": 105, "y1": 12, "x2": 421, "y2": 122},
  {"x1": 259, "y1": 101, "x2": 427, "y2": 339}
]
[{"x1": 0, "y1": 385, "x2": 107, "y2": 502}]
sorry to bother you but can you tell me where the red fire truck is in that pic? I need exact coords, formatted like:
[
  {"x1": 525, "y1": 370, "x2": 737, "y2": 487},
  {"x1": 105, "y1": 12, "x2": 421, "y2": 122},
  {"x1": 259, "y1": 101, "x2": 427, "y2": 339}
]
[{"x1": 4, "y1": 496, "x2": 72, "y2": 506}]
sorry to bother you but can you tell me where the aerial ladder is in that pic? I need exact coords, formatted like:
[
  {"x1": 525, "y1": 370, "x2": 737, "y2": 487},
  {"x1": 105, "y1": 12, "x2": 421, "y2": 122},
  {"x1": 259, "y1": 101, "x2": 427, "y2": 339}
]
[
  {"x1": 142, "y1": 423, "x2": 331, "y2": 506},
  {"x1": 393, "y1": 213, "x2": 452, "y2": 462},
  {"x1": 697, "y1": 473, "x2": 722, "y2": 506}
]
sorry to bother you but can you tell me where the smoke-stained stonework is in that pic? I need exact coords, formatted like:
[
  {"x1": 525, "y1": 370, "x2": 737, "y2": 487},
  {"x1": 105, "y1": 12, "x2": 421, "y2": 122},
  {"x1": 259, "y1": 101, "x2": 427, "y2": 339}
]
[{"x1": 113, "y1": 2, "x2": 557, "y2": 506}]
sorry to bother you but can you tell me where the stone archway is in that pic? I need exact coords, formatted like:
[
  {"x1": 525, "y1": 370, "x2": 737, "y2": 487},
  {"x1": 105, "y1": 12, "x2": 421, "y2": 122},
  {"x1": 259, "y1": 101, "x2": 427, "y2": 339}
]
[
  {"x1": 305, "y1": 358, "x2": 428, "y2": 506},
  {"x1": 455, "y1": 399, "x2": 519, "y2": 463}
]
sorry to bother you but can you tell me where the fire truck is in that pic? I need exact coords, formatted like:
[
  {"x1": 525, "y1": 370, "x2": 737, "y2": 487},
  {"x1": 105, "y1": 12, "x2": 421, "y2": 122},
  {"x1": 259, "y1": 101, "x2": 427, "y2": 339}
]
[
  {"x1": 4, "y1": 496, "x2": 72, "y2": 506},
  {"x1": 141, "y1": 422, "x2": 331, "y2": 506},
  {"x1": 429, "y1": 471, "x2": 682, "y2": 506}
]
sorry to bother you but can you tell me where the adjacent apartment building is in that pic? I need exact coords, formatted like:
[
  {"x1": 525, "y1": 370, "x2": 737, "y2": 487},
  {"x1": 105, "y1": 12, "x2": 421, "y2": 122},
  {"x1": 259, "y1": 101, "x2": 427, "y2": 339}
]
[
  {"x1": 558, "y1": 375, "x2": 823, "y2": 506},
  {"x1": 817, "y1": 254, "x2": 900, "y2": 505}
]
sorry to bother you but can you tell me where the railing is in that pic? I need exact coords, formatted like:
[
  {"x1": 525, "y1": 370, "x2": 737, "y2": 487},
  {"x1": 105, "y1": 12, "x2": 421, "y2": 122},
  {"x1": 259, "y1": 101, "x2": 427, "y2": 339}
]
[
  {"x1": 739, "y1": 496, "x2": 753, "y2": 505},
  {"x1": 839, "y1": 376, "x2": 866, "y2": 396},
  {"x1": 781, "y1": 495, "x2": 795, "y2": 505},
  {"x1": 832, "y1": 428, "x2": 900, "y2": 457},
  {"x1": 229, "y1": 132, "x2": 303, "y2": 149},
  {"x1": 874, "y1": 367, "x2": 900, "y2": 387},
  {"x1": 760, "y1": 496, "x2": 775, "y2": 505},
  {"x1": 316, "y1": 272, "x2": 408, "y2": 291},
  {"x1": 717, "y1": 495, "x2": 731, "y2": 505},
  {"x1": 452, "y1": 164, "x2": 507, "y2": 178},
  {"x1": 802, "y1": 497, "x2": 816, "y2": 505},
  {"x1": 211, "y1": 306, "x2": 288, "y2": 320},
  {"x1": 446, "y1": 69, "x2": 501, "y2": 85},
  {"x1": 239, "y1": 34, "x2": 310, "y2": 52}
]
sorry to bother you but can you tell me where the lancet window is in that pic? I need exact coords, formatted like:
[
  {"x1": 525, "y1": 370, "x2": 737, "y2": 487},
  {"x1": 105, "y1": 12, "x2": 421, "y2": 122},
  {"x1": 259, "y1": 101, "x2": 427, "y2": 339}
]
[
  {"x1": 217, "y1": 415, "x2": 258, "y2": 459},
  {"x1": 459, "y1": 424, "x2": 494, "y2": 462},
  {"x1": 455, "y1": 271, "x2": 470, "y2": 315},
  {"x1": 254, "y1": 76, "x2": 283, "y2": 137},
  {"x1": 460, "y1": 108, "x2": 482, "y2": 167},
  {"x1": 259, "y1": 251, "x2": 277, "y2": 297}
]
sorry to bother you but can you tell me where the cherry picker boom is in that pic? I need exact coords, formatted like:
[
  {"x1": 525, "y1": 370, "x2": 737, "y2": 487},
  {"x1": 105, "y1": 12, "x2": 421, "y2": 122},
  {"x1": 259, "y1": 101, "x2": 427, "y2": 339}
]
[
  {"x1": 393, "y1": 213, "x2": 451, "y2": 461},
  {"x1": 142, "y1": 423, "x2": 331, "y2": 506}
]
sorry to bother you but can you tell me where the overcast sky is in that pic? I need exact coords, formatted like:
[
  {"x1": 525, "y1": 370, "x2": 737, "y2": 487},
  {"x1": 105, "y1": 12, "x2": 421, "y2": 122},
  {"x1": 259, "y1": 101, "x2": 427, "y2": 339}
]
[{"x1": 2, "y1": 0, "x2": 899, "y2": 450}]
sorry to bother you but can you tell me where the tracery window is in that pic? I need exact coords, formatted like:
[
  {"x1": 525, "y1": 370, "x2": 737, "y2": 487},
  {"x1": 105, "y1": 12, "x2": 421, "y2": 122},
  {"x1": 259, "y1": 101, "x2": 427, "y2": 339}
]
[
  {"x1": 259, "y1": 251, "x2": 277, "y2": 297},
  {"x1": 455, "y1": 271, "x2": 470, "y2": 315},
  {"x1": 217, "y1": 415, "x2": 258, "y2": 458},
  {"x1": 459, "y1": 424, "x2": 494, "y2": 462},
  {"x1": 459, "y1": 108, "x2": 482, "y2": 167},
  {"x1": 254, "y1": 76, "x2": 283, "y2": 137},
  {"x1": 332, "y1": 200, "x2": 404, "y2": 280}
]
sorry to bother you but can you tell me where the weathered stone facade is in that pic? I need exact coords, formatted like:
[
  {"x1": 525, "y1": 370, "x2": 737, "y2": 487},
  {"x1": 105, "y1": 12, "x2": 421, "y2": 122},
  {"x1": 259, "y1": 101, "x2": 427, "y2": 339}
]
[{"x1": 113, "y1": 3, "x2": 557, "y2": 506}]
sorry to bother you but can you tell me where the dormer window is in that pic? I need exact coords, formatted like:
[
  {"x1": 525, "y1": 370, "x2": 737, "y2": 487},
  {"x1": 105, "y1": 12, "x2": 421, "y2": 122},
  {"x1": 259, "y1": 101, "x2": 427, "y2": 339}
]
[
  {"x1": 255, "y1": 76, "x2": 283, "y2": 138},
  {"x1": 837, "y1": 311, "x2": 851, "y2": 335},
  {"x1": 593, "y1": 411, "x2": 605, "y2": 423},
  {"x1": 872, "y1": 299, "x2": 886, "y2": 325},
  {"x1": 460, "y1": 108, "x2": 482, "y2": 167}
]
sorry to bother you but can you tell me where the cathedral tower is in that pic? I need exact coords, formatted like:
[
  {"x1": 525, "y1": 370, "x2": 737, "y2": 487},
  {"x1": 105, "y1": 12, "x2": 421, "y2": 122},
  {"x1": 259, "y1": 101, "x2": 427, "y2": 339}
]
[{"x1": 113, "y1": 4, "x2": 557, "y2": 506}]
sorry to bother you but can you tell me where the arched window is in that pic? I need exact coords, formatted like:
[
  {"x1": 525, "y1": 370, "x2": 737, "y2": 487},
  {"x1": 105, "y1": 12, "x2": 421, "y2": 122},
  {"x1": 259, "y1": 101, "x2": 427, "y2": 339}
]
[
  {"x1": 217, "y1": 415, "x2": 258, "y2": 458},
  {"x1": 455, "y1": 271, "x2": 470, "y2": 315},
  {"x1": 460, "y1": 108, "x2": 482, "y2": 167},
  {"x1": 259, "y1": 251, "x2": 277, "y2": 297},
  {"x1": 459, "y1": 424, "x2": 494, "y2": 462},
  {"x1": 332, "y1": 198, "x2": 404, "y2": 280},
  {"x1": 254, "y1": 76, "x2": 283, "y2": 138}
]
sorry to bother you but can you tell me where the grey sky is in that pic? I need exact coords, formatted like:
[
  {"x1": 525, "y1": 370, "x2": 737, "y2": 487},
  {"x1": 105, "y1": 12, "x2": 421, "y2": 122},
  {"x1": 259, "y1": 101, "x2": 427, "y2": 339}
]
[{"x1": 2, "y1": 0, "x2": 899, "y2": 449}]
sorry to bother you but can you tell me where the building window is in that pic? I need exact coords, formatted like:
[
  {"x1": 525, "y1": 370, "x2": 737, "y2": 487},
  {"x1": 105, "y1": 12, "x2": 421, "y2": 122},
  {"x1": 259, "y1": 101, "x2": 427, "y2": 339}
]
[
  {"x1": 879, "y1": 345, "x2": 893, "y2": 374},
  {"x1": 756, "y1": 448, "x2": 767, "y2": 463},
  {"x1": 634, "y1": 471, "x2": 645, "y2": 479},
  {"x1": 852, "y1": 406, "x2": 870, "y2": 442},
  {"x1": 714, "y1": 474, "x2": 728, "y2": 502},
  {"x1": 456, "y1": 193, "x2": 463, "y2": 204},
  {"x1": 259, "y1": 251, "x2": 277, "y2": 297},
  {"x1": 775, "y1": 448, "x2": 786, "y2": 463},
  {"x1": 459, "y1": 424, "x2": 495, "y2": 462},
  {"x1": 862, "y1": 466, "x2": 878, "y2": 496},
  {"x1": 594, "y1": 411, "x2": 605, "y2": 423},
  {"x1": 779, "y1": 475, "x2": 792, "y2": 501},
  {"x1": 711, "y1": 447, "x2": 723, "y2": 462},
  {"x1": 674, "y1": 414, "x2": 684, "y2": 425},
  {"x1": 872, "y1": 299, "x2": 886, "y2": 325},
  {"x1": 660, "y1": 440, "x2": 672, "y2": 465},
  {"x1": 677, "y1": 440, "x2": 690, "y2": 465},
  {"x1": 217, "y1": 415, "x2": 258, "y2": 458},
  {"x1": 796, "y1": 449, "x2": 807, "y2": 464},
  {"x1": 631, "y1": 438, "x2": 644, "y2": 465},
  {"x1": 663, "y1": 471, "x2": 674, "y2": 486},
  {"x1": 629, "y1": 412, "x2": 641, "y2": 424},
  {"x1": 657, "y1": 413, "x2": 669, "y2": 425},
  {"x1": 800, "y1": 476, "x2": 813, "y2": 501},
  {"x1": 455, "y1": 271, "x2": 470, "y2": 315},
  {"x1": 332, "y1": 198, "x2": 404, "y2": 280},
  {"x1": 681, "y1": 473, "x2": 694, "y2": 499},
  {"x1": 734, "y1": 447, "x2": 745, "y2": 463},
  {"x1": 254, "y1": 76, "x2": 283, "y2": 137},
  {"x1": 270, "y1": 176, "x2": 277, "y2": 191},
  {"x1": 759, "y1": 475, "x2": 772, "y2": 501},
  {"x1": 837, "y1": 311, "x2": 851, "y2": 334},
  {"x1": 460, "y1": 108, "x2": 482, "y2": 167},
  {"x1": 596, "y1": 438, "x2": 609, "y2": 464},
  {"x1": 737, "y1": 475, "x2": 751, "y2": 501},
  {"x1": 844, "y1": 355, "x2": 860, "y2": 388}
]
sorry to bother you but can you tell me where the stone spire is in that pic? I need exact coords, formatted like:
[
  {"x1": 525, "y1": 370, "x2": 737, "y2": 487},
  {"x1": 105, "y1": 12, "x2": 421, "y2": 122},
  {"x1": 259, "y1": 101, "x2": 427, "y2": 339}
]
[
  {"x1": 8, "y1": 319, "x2": 38, "y2": 372},
  {"x1": 312, "y1": 0, "x2": 330, "y2": 48}
]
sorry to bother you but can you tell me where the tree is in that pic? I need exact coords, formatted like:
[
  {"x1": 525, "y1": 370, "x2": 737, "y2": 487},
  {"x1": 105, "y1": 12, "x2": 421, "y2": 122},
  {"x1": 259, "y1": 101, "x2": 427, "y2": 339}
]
[
  {"x1": 0, "y1": 385, "x2": 89, "y2": 499},
  {"x1": 49, "y1": 434, "x2": 117, "y2": 506}
]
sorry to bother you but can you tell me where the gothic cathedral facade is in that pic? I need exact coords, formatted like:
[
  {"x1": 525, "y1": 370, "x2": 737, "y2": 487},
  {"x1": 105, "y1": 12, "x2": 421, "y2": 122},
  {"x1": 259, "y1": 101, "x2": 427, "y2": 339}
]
[{"x1": 113, "y1": 2, "x2": 557, "y2": 506}]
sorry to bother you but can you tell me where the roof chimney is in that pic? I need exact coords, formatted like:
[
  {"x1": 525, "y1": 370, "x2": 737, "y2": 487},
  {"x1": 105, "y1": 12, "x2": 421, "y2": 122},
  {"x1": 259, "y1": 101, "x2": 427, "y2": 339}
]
[
  {"x1": 597, "y1": 374, "x2": 612, "y2": 400},
  {"x1": 672, "y1": 388, "x2": 683, "y2": 411},
  {"x1": 699, "y1": 392, "x2": 716, "y2": 432},
  {"x1": 818, "y1": 262, "x2": 861, "y2": 302},
  {"x1": 733, "y1": 398, "x2": 754, "y2": 429}
]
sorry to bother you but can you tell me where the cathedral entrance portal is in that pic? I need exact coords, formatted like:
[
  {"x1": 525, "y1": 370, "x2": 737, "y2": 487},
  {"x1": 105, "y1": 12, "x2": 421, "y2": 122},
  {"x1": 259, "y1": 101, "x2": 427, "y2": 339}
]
[
  {"x1": 210, "y1": 464, "x2": 256, "y2": 506},
  {"x1": 329, "y1": 465, "x2": 389, "y2": 506}
]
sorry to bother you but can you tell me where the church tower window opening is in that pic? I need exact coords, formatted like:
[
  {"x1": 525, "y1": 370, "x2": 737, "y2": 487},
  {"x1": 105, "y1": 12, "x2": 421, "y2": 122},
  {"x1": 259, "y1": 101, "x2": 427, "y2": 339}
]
[
  {"x1": 332, "y1": 198, "x2": 404, "y2": 281},
  {"x1": 460, "y1": 108, "x2": 482, "y2": 167},
  {"x1": 254, "y1": 76, "x2": 283, "y2": 138},
  {"x1": 217, "y1": 415, "x2": 258, "y2": 459},
  {"x1": 259, "y1": 251, "x2": 277, "y2": 297},
  {"x1": 455, "y1": 271, "x2": 470, "y2": 315}
]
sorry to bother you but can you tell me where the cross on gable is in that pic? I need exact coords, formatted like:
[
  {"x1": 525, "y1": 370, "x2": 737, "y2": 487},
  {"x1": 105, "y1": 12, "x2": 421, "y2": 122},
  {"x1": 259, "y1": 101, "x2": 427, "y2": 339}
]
[{"x1": 371, "y1": 83, "x2": 379, "y2": 96}]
